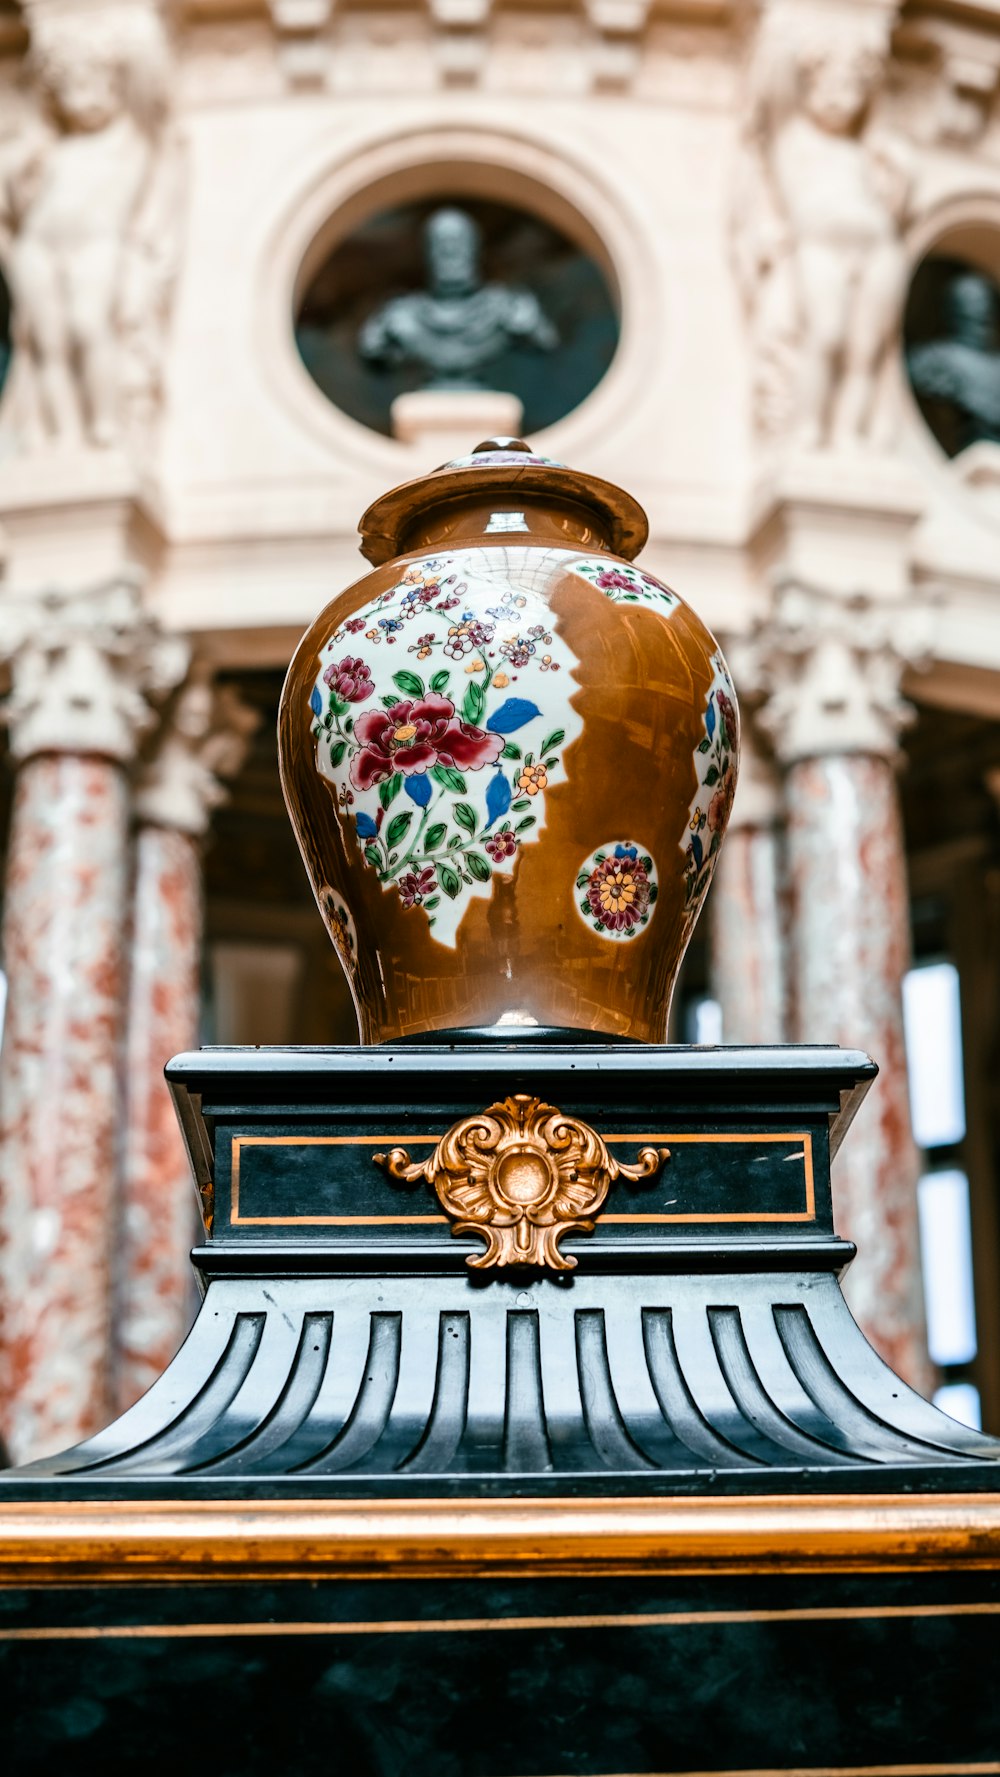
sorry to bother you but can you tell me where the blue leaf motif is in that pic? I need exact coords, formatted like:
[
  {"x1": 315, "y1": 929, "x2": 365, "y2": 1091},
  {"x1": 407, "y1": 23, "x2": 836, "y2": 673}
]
[
  {"x1": 355, "y1": 812, "x2": 378, "y2": 839},
  {"x1": 486, "y1": 698, "x2": 542, "y2": 735},
  {"x1": 484, "y1": 772, "x2": 512, "y2": 828},
  {"x1": 310, "y1": 686, "x2": 323, "y2": 716},
  {"x1": 404, "y1": 773, "x2": 432, "y2": 807},
  {"x1": 690, "y1": 833, "x2": 703, "y2": 870},
  {"x1": 705, "y1": 698, "x2": 717, "y2": 739}
]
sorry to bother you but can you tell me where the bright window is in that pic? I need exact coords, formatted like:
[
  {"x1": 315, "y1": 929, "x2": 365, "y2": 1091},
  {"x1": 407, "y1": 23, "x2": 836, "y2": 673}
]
[
  {"x1": 917, "y1": 1167, "x2": 978, "y2": 1368},
  {"x1": 902, "y1": 961, "x2": 966, "y2": 1150}
]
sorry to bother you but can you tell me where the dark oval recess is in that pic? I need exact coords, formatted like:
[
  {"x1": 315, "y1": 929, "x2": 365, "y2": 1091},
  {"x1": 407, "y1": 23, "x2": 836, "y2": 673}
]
[
  {"x1": 295, "y1": 194, "x2": 620, "y2": 439},
  {"x1": 904, "y1": 251, "x2": 1000, "y2": 459}
]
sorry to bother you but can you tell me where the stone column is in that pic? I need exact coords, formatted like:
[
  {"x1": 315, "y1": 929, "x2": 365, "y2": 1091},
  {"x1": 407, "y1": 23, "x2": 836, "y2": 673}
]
[
  {"x1": 709, "y1": 710, "x2": 787, "y2": 1046},
  {"x1": 116, "y1": 674, "x2": 258, "y2": 1412},
  {"x1": 755, "y1": 580, "x2": 933, "y2": 1392},
  {"x1": 0, "y1": 580, "x2": 186, "y2": 1464}
]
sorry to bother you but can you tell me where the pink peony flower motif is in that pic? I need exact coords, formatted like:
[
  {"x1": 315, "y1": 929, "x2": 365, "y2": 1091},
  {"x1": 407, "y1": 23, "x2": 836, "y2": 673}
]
[
  {"x1": 399, "y1": 865, "x2": 437, "y2": 908},
  {"x1": 595, "y1": 568, "x2": 635, "y2": 592},
  {"x1": 716, "y1": 689, "x2": 737, "y2": 740},
  {"x1": 323, "y1": 655, "x2": 375, "y2": 701},
  {"x1": 485, "y1": 830, "x2": 518, "y2": 863},
  {"x1": 707, "y1": 762, "x2": 736, "y2": 835},
  {"x1": 350, "y1": 692, "x2": 504, "y2": 792}
]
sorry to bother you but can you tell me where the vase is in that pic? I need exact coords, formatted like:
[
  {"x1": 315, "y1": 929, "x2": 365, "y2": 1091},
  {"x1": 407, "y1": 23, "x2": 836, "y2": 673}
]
[{"x1": 278, "y1": 439, "x2": 739, "y2": 1043}]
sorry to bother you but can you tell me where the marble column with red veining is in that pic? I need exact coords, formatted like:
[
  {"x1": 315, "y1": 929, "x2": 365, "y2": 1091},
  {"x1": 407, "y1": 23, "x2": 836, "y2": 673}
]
[
  {"x1": 756, "y1": 582, "x2": 932, "y2": 1395},
  {"x1": 116, "y1": 674, "x2": 258, "y2": 1412},
  {"x1": 785, "y1": 750, "x2": 927, "y2": 1385},
  {"x1": 0, "y1": 580, "x2": 181, "y2": 1463},
  {"x1": 117, "y1": 823, "x2": 202, "y2": 1411},
  {"x1": 709, "y1": 714, "x2": 786, "y2": 1045}
]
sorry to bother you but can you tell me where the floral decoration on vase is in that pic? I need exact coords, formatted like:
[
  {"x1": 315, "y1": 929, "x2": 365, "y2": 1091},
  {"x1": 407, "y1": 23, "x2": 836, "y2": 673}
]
[
  {"x1": 576, "y1": 842, "x2": 658, "y2": 941},
  {"x1": 318, "y1": 888, "x2": 358, "y2": 970},
  {"x1": 567, "y1": 557, "x2": 680, "y2": 616},
  {"x1": 309, "y1": 551, "x2": 583, "y2": 947},
  {"x1": 682, "y1": 649, "x2": 738, "y2": 909}
]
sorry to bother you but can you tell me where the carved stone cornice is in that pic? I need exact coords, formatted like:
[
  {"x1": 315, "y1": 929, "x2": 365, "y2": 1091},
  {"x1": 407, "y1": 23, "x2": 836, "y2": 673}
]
[
  {"x1": 746, "y1": 579, "x2": 937, "y2": 766},
  {"x1": 134, "y1": 667, "x2": 260, "y2": 836},
  {"x1": 0, "y1": 576, "x2": 189, "y2": 765}
]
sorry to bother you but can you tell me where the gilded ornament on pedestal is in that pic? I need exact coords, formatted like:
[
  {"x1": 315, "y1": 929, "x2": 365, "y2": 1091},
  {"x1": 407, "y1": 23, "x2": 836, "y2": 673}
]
[{"x1": 374, "y1": 1094, "x2": 669, "y2": 1270}]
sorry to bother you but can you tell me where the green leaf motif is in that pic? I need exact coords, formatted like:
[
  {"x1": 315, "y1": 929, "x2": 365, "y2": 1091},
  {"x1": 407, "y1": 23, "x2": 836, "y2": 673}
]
[
  {"x1": 364, "y1": 844, "x2": 382, "y2": 873},
  {"x1": 539, "y1": 729, "x2": 564, "y2": 755},
  {"x1": 392, "y1": 670, "x2": 424, "y2": 697},
  {"x1": 385, "y1": 811, "x2": 413, "y2": 849},
  {"x1": 424, "y1": 822, "x2": 448, "y2": 852},
  {"x1": 502, "y1": 742, "x2": 522, "y2": 761},
  {"x1": 328, "y1": 692, "x2": 349, "y2": 718},
  {"x1": 382, "y1": 695, "x2": 400, "y2": 711},
  {"x1": 424, "y1": 896, "x2": 440, "y2": 911},
  {"x1": 466, "y1": 851, "x2": 491, "y2": 882},
  {"x1": 430, "y1": 670, "x2": 451, "y2": 694},
  {"x1": 462, "y1": 681, "x2": 485, "y2": 725},
  {"x1": 697, "y1": 737, "x2": 711, "y2": 754},
  {"x1": 516, "y1": 816, "x2": 536, "y2": 833},
  {"x1": 438, "y1": 863, "x2": 462, "y2": 899},
  {"x1": 431, "y1": 765, "x2": 467, "y2": 794},
  {"x1": 379, "y1": 772, "x2": 402, "y2": 810},
  {"x1": 704, "y1": 767, "x2": 719, "y2": 787},
  {"x1": 454, "y1": 801, "x2": 478, "y2": 835},
  {"x1": 576, "y1": 873, "x2": 590, "y2": 889},
  {"x1": 511, "y1": 797, "x2": 531, "y2": 812},
  {"x1": 329, "y1": 740, "x2": 347, "y2": 768}
]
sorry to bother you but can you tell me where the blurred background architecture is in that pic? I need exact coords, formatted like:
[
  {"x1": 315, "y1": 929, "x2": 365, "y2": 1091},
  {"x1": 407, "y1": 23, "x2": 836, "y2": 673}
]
[{"x1": 0, "y1": 0, "x2": 998, "y2": 1463}]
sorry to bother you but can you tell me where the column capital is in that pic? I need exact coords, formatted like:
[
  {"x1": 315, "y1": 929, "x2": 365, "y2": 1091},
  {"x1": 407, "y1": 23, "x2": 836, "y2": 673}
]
[
  {"x1": 135, "y1": 669, "x2": 260, "y2": 837},
  {"x1": 0, "y1": 576, "x2": 189, "y2": 765},
  {"x1": 745, "y1": 579, "x2": 936, "y2": 766}
]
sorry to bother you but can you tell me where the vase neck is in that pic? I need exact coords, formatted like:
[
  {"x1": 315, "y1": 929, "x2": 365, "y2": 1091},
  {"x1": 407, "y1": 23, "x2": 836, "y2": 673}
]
[{"x1": 397, "y1": 492, "x2": 618, "y2": 557}]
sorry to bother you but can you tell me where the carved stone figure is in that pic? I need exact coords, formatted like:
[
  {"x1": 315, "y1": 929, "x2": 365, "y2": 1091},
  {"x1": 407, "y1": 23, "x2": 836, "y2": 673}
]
[
  {"x1": 908, "y1": 270, "x2": 1000, "y2": 452},
  {"x1": 734, "y1": 5, "x2": 910, "y2": 450},
  {"x1": 0, "y1": 2, "x2": 182, "y2": 452},
  {"x1": 136, "y1": 667, "x2": 261, "y2": 837},
  {"x1": 358, "y1": 206, "x2": 558, "y2": 391}
]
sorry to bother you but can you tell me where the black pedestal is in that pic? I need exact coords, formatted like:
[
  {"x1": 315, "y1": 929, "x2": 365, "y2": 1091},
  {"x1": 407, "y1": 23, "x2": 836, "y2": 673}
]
[{"x1": 2, "y1": 1042, "x2": 999, "y2": 1773}]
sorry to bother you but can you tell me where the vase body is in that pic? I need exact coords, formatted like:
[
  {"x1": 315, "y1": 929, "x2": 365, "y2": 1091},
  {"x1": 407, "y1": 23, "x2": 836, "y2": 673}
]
[{"x1": 278, "y1": 445, "x2": 738, "y2": 1043}]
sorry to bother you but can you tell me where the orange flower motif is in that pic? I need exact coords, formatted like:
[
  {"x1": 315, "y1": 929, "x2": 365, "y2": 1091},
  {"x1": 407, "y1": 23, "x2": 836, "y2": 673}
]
[
  {"x1": 493, "y1": 671, "x2": 510, "y2": 688},
  {"x1": 518, "y1": 763, "x2": 548, "y2": 797}
]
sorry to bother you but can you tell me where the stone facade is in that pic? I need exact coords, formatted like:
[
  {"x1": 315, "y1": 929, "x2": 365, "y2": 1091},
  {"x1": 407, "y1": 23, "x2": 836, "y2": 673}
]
[{"x1": 3, "y1": 0, "x2": 1000, "y2": 1455}]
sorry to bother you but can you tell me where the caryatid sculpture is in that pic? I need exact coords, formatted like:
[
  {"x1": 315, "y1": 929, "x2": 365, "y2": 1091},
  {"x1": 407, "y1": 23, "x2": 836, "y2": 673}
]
[
  {"x1": 359, "y1": 206, "x2": 558, "y2": 391},
  {"x1": 733, "y1": 4, "x2": 911, "y2": 451},
  {"x1": 0, "y1": 1, "x2": 181, "y2": 452}
]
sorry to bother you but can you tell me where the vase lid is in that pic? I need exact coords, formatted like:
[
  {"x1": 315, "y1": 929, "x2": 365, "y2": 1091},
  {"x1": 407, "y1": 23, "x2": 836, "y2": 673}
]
[{"x1": 358, "y1": 437, "x2": 649, "y2": 567}]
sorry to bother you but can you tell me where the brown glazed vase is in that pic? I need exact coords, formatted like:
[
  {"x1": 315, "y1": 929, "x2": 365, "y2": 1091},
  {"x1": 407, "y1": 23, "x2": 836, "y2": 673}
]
[{"x1": 278, "y1": 440, "x2": 739, "y2": 1043}]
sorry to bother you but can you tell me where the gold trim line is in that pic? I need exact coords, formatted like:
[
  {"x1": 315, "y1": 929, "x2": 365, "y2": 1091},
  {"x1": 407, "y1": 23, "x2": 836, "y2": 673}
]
[
  {"x1": 230, "y1": 1130, "x2": 815, "y2": 1229},
  {"x1": 1, "y1": 1492, "x2": 999, "y2": 1584}
]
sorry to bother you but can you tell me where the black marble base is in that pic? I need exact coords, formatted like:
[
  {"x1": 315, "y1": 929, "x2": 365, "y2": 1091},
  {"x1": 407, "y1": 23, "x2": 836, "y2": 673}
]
[{"x1": 4, "y1": 1570, "x2": 1000, "y2": 1775}]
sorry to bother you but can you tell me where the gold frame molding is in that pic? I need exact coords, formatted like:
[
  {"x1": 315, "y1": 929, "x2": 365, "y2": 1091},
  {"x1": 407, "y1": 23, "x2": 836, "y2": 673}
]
[
  {"x1": 229, "y1": 1130, "x2": 816, "y2": 1229},
  {"x1": 1, "y1": 1493, "x2": 998, "y2": 1585}
]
